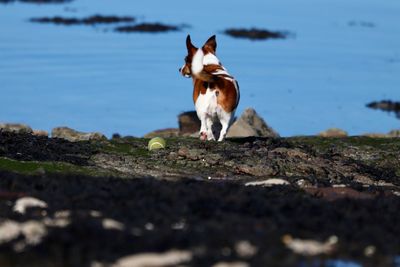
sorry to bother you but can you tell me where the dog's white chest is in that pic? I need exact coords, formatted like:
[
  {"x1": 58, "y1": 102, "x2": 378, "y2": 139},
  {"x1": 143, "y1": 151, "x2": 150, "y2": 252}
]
[{"x1": 195, "y1": 88, "x2": 219, "y2": 117}]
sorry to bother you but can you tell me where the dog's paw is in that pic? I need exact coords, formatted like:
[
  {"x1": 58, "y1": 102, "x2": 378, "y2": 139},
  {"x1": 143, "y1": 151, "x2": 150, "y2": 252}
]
[{"x1": 200, "y1": 132, "x2": 207, "y2": 141}]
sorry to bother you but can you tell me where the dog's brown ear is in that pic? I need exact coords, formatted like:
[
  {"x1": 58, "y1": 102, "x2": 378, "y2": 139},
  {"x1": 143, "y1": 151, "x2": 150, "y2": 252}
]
[
  {"x1": 186, "y1": 35, "x2": 197, "y2": 55},
  {"x1": 203, "y1": 35, "x2": 217, "y2": 53}
]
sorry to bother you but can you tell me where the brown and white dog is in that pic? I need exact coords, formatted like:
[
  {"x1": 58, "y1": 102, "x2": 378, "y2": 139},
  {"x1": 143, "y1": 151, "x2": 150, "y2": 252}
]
[{"x1": 179, "y1": 35, "x2": 240, "y2": 141}]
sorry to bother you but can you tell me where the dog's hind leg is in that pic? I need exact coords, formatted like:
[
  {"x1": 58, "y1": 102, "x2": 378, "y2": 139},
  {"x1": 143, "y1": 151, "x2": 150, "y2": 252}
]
[
  {"x1": 218, "y1": 110, "x2": 234, "y2": 142},
  {"x1": 206, "y1": 116, "x2": 215, "y2": 141},
  {"x1": 198, "y1": 112, "x2": 208, "y2": 141}
]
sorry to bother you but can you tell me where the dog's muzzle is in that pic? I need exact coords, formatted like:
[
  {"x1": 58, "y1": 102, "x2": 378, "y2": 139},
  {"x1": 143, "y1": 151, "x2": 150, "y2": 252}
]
[{"x1": 179, "y1": 67, "x2": 191, "y2": 78}]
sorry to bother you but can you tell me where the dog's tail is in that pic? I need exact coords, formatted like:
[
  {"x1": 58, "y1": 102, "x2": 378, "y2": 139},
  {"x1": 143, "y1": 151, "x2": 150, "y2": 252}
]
[{"x1": 194, "y1": 64, "x2": 234, "y2": 83}]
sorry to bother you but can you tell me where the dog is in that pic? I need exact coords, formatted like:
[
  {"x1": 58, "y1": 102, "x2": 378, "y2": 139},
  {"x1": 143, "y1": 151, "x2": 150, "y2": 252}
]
[{"x1": 179, "y1": 35, "x2": 240, "y2": 141}]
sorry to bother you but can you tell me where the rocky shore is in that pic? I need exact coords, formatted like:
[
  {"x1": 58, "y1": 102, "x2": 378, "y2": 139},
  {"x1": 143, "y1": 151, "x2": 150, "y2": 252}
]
[{"x1": 0, "y1": 120, "x2": 400, "y2": 267}]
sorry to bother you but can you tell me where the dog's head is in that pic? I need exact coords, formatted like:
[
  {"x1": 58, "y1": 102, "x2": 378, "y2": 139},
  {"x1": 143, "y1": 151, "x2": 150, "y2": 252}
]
[{"x1": 179, "y1": 35, "x2": 217, "y2": 78}]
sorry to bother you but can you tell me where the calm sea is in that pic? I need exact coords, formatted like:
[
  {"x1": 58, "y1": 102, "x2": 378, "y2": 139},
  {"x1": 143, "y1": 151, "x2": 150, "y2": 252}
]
[{"x1": 1, "y1": 0, "x2": 399, "y2": 137}]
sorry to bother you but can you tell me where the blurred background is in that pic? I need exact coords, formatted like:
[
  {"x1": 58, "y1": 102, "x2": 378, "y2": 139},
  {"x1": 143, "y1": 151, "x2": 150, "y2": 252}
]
[{"x1": 0, "y1": 0, "x2": 399, "y2": 137}]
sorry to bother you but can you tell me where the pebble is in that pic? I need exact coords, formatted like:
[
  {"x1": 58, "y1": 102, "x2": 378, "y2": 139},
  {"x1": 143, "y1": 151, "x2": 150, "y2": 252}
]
[
  {"x1": 102, "y1": 218, "x2": 125, "y2": 231},
  {"x1": 364, "y1": 245, "x2": 376, "y2": 257},
  {"x1": 296, "y1": 179, "x2": 313, "y2": 188},
  {"x1": 282, "y1": 235, "x2": 338, "y2": 256},
  {"x1": 245, "y1": 178, "x2": 289, "y2": 187},
  {"x1": 0, "y1": 220, "x2": 21, "y2": 244},
  {"x1": 144, "y1": 222, "x2": 154, "y2": 231},
  {"x1": 212, "y1": 262, "x2": 250, "y2": 267},
  {"x1": 234, "y1": 240, "x2": 258, "y2": 258},
  {"x1": 111, "y1": 250, "x2": 192, "y2": 267},
  {"x1": 0, "y1": 220, "x2": 47, "y2": 251},
  {"x1": 13, "y1": 197, "x2": 48, "y2": 214}
]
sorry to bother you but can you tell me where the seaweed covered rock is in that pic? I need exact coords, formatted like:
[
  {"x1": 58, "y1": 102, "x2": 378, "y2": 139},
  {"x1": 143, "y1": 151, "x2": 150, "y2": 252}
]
[
  {"x1": 0, "y1": 131, "x2": 400, "y2": 266},
  {"x1": 0, "y1": 123, "x2": 32, "y2": 134},
  {"x1": 318, "y1": 128, "x2": 348, "y2": 137},
  {"x1": 51, "y1": 127, "x2": 106, "y2": 142}
]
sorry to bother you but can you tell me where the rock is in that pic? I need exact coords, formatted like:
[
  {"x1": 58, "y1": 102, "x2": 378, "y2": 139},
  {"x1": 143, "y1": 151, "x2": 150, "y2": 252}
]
[
  {"x1": 0, "y1": 123, "x2": 32, "y2": 134},
  {"x1": 364, "y1": 245, "x2": 376, "y2": 257},
  {"x1": 144, "y1": 128, "x2": 179, "y2": 138},
  {"x1": 318, "y1": 128, "x2": 348, "y2": 137},
  {"x1": 362, "y1": 133, "x2": 388, "y2": 138},
  {"x1": 19, "y1": 220, "x2": 47, "y2": 246},
  {"x1": 112, "y1": 133, "x2": 122, "y2": 139},
  {"x1": 226, "y1": 108, "x2": 279, "y2": 138},
  {"x1": 43, "y1": 216, "x2": 70, "y2": 228},
  {"x1": 111, "y1": 250, "x2": 192, "y2": 267},
  {"x1": 13, "y1": 197, "x2": 48, "y2": 214},
  {"x1": 102, "y1": 218, "x2": 125, "y2": 231},
  {"x1": 234, "y1": 240, "x2": 258, "y2": 258},
  {"x1": 282, "y1": 235, "x2": 338, "y2": 256},
  {"x1": 178, "y1": 147, "x2": 206, "y2": 161},
  {"x1": 304, "y1": 187, "x2": 374, "y2": 201},
  {"x1": 271, "y1": 147, "x2": 308, "y2": 159},
  {"x1": 237, "y1": 165, "x2": 276, "y2": 177},
  {"x1": 296, "y1": 179, "x2": 314, "y2": 188},
  {"x1": 0, "y1": 220, "x2": 21, "y2": 244},
  {"x1": 32, "y1": 129, "x2": 48, "y2": 137},
  {"x1": 51, "y1": 127, "x2": 106, "y2": 142},
  {"x1": 0, "y1": 220, "x2": 47, "y2": 250},
  {"x1": 177, "y1": 108, "x2": 278, "y2": 139},
  {"x1": 205, "y1": 153, "x2": 223, "y2": 165},
  {"x1": 388, "y1": 129, "x2": 400, "y2": 137},
  {"x1": 245, "y1": 178, "x2": 290, "y2": 187},
  {"x1": 353, "y1": 174, "x2": 375, "y2": 185},
  {"x1": 178, "y1": 111, "x2": 201, "y2": 135}
]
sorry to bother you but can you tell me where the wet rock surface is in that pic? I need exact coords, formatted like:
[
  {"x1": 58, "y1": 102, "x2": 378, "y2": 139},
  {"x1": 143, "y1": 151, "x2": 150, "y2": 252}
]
[
  {"x1": 0, "y1": 132, "x2": 399, "y2": 266},
  {"x1": 0, "y1": 131, "x2": 94, "y2": 165},
  {"x1": 223, "y1": 28, "x2": 289, "y2": 40}
]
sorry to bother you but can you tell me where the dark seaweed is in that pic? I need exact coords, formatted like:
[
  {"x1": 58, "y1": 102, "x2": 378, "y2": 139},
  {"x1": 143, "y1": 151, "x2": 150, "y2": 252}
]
[{"x1": 224, "y1": 28, "x2": 289, "y2": 40}]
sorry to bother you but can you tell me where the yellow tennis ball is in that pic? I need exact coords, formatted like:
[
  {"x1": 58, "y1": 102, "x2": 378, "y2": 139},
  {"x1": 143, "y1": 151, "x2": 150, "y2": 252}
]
[{"x1": 148, "y1": 137, "x2": 166, "y2": 151}]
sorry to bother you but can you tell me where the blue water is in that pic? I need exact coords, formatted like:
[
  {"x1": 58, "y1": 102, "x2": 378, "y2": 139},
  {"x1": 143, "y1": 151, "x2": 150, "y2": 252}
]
[
  {"x1": 302, "y1": 257, "x2": 400, "y2": 267},
  {"x1": 1, "y1": 0, "x2": 400, "y2": 137},
  {"x1": 300, "y1": 259, "x2": 361, "y2": 267}
]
